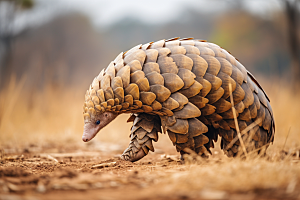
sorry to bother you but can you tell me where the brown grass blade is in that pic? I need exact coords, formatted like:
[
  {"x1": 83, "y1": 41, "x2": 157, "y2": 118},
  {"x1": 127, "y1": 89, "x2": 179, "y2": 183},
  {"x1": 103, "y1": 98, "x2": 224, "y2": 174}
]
[
  {"x1": 225, "y1": 118, "x2": 262, "y2": 150},
  {"x1": 228, "y1": 83, "x2": 248, "y2": 158},
  {"x1": 282, "y1": 127, "x2": 291, "y2": 151},
  {"x1": 0, "y1": 75, "x2": 27, "y2": 133}
]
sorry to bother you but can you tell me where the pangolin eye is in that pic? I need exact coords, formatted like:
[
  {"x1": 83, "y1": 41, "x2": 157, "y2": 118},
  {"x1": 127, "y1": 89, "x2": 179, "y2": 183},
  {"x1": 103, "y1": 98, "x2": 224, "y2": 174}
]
[{"x1": 95, "y1": 120, "x2": 100, "y2": 125}]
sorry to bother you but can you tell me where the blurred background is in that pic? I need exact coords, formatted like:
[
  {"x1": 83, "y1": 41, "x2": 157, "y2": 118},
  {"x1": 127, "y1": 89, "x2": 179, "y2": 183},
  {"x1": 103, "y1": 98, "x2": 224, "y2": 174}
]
[{"x1": 0, "y1": 0, "x2": 299, "y2": 151}]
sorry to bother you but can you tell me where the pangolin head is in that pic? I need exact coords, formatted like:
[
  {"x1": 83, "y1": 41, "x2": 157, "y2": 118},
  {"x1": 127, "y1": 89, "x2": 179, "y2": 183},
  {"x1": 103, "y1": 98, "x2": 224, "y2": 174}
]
[{"x1": 82, "y1": 83, "x2": 118, "y2": 142}]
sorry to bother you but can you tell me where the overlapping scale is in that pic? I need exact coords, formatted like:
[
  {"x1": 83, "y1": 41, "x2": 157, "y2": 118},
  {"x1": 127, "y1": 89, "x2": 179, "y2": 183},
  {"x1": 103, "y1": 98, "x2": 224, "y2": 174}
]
[{"x1": 84, "y1": 37, "x2": 275, "y2": 161}]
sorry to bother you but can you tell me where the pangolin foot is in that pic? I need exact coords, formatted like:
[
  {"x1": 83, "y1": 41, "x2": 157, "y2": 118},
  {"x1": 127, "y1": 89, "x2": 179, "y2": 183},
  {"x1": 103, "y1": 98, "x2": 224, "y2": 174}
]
[{"x1": 121, "y1": 148, "x2": 146, "y2": 162}]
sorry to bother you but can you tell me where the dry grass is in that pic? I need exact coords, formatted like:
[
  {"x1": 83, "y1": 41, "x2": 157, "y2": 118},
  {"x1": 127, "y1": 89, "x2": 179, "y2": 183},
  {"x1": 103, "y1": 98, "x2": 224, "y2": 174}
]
[
  {"x1": 160, "y1": 158, "x2": 300, "y2": 197},
  {"x1": 0, "y1": 76, "x2": 132, "y2": 147},
  {"x1": 0, "y1": 76, "x2": 300, "y2": 197}
]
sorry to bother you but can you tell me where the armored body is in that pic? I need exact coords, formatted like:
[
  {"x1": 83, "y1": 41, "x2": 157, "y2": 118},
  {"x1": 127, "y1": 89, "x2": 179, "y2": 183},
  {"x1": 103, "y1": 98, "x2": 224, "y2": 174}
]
[{"x1": 82, "y1": 37, "x2": 275, "y2": 162}]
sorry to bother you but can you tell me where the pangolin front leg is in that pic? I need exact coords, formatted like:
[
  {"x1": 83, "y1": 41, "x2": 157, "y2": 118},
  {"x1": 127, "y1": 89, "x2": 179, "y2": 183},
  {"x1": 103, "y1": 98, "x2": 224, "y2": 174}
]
[
  {"x1": 162, "y1": 115, "x2": 211, "y2": 158},
  {"x1": 121, "y1": 113, "x2": 161, "y2": 162}
]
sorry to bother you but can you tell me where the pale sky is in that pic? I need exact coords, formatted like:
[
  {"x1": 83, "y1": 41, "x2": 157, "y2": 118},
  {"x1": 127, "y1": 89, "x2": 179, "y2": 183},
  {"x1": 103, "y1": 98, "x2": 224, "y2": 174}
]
[{"x1": 1, "y1": 0, "x2": 283, "y2": 34}]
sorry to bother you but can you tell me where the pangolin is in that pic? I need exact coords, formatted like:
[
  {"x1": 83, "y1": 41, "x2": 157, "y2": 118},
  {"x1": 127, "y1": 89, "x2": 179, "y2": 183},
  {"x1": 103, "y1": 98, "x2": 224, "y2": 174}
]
[{"x1": 82, "y1": 37, "x2": 275, "y2": 162}]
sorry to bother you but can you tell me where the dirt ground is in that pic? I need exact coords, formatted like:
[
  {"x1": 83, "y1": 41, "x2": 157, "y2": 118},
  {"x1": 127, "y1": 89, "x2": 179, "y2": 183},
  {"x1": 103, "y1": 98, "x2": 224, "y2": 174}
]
[
  {"x1": 1, "y1": 82, "x2": 300, "y2": 200},
  {"x1": 0, "y1": 140, "x2": 195, "y2": 200},
  {"x1": 1, "y1": 137, "x2": 300, "y2": 200}
]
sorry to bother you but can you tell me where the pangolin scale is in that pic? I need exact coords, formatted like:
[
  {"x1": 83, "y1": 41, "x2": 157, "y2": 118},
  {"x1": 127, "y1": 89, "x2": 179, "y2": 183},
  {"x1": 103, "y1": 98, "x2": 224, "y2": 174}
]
[{"x1": 82, "y1": 37, "x2": 275, "y2": 162}]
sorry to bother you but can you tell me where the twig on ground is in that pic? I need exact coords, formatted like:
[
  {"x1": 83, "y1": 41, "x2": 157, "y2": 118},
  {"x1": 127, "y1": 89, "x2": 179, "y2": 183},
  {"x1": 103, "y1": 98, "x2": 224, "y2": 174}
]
[
  {"x1": 92, "y1": 162, "x2": 117, "y2": 169},
  {"x1": 40, "y1": 154, "x2": 59, "y2": 163}
]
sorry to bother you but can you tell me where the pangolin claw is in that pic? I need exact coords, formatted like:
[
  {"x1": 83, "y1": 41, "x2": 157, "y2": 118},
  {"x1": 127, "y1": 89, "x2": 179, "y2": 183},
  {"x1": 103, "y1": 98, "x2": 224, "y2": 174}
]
[{"x1": 121, "y1": 148, "x2": 146, "y2": 162}]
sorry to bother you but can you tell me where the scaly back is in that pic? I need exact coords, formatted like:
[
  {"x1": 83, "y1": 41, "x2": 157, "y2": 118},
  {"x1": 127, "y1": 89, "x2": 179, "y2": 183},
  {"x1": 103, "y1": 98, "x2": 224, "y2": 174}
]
[{"x1": 83, "y1": 37, "x2": 275, "y2": 157}]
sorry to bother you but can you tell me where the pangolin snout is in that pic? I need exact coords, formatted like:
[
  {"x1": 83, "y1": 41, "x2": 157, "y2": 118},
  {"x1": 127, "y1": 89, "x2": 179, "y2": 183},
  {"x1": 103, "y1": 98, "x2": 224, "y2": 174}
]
[
  {"x1": 82, "y1": 123, "x2": 97, "y2": 142},
  {"x1": 82, "y1": 130, "x2": 95, "y2": 142},
  {"x1": 82, "y1": 136, "x2": 89, "y2": 142}
]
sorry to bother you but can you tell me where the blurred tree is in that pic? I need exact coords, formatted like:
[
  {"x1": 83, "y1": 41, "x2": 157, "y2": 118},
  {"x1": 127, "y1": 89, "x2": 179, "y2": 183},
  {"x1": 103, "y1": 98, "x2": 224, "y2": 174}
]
[
  {"x1": 211, "y1": 10, "x2": 285, "y2": 76},
  {"x1": 0, "y1": 0, "x2": 34, "y2": 88},
  {"x1": 284, "y1": 0, "x2": 300, "y2": 87}
]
